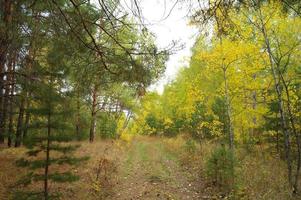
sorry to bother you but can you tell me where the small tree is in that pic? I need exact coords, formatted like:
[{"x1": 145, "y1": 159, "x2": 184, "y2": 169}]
[
  {"x1": 206, "y1": 145, "x2": 236, "y2": 194},
  {"x1": 14, "y1": 67, "x2": 88, "y2": 199}
]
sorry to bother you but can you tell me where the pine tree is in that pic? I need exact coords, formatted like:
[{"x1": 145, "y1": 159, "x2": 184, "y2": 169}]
[{"x1": 14, "y1": 63, "x2": 88, "y2": 199}]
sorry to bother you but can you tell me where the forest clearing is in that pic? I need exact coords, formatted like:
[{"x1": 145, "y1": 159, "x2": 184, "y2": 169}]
[{"x1": 0, "y1": 0, "x2": 301, "y2": 199}]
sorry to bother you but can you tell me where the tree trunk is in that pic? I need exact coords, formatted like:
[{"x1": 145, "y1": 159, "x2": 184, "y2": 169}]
[
  {"x1": 251, "y1": 74, "x2": 257, "y2": 141},
  {"x1": 22, "y1": 108, "x2": 30, "y2": 139},
  {"x1": 22, "y1": 96, "x2": 31, "y2": 139},
  {"x1": 258, "y1": 10, "x2": 292, "y2": 187},
  {"x1": 0, "y1": 84, "x2": 9, "y2": 143},
  {"x1": 15, "y1": 99, "x2": 25, "y2": 147},
  {"x1": 7, "y1": 99, "x2": 13, "y2": 147},
  {"x1": 7, "y1": 57, "x2": 15, "y2": 147},
  {"x1": 44, "y1": 108, "x2": 51, "y2": 200},
  {"x1": 0, "y1": 55, "x2": 13, "y2": 143},
  {"x1": 276, "y1": 113, "x2": 280, "y2": 155},
  {"x1": 0, "y1": 0, "x2": 13, "y2": 144},
  {"x1": 223, "y1": 67, "x2": 234, "y2": 150},
  {"x1": 266, "y1": 39, "x2": 292, "y2": 188},
  {"x1": 89, "y1": 112, "x2": 96, "y2": 143},
  {"x1": 280, "y1": 73, "x2": 301, "y2": 193},
  {"x1": 89, "y1": 85, "x2": 98, "y2": 142},
  {"x1": 76, "y1": 89, "x2": 80, "y2": 139},
  {"x1": 123, "y1": 110, "x2": 132, "y2": 130},
  {"x1": 15, "y1": 33, "x2": 36, "y2": 146}
]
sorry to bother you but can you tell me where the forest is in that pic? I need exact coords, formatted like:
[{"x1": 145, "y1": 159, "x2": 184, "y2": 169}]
[{"x1": 0, "y1": 0, "x2": 301, "y2": 199}]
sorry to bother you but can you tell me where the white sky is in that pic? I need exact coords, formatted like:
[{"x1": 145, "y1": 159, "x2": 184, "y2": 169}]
[{"x1": 135, "y1": 0, "x2": 199, "y2": 94}]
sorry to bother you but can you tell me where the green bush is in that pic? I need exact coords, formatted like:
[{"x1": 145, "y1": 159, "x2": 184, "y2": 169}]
[
  {"x1": 98, "y1": 113, "x2": 118, "y2": 139},
  {"x1": 205, "y1": 145, "x2": 236, "y2": 193}
]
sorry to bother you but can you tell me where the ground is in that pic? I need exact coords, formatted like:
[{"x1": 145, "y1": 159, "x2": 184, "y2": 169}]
[
  {"x1": 110, "y1": 137, "x2": 202, "y2": 200},
  {"x1": 0, "y1": 136, "x2": 296, "y2": 199},
  {"x1": 0, "y1": 136, "x2": 209, "y2": 200}
]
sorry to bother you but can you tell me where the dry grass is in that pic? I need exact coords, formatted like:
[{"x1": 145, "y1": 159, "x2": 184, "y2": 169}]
[
  {"x1": 0, "y1": 140, "x2": 125, "y2": 200},
  {"x1": 236, "y1": 147, "x2": 293, "y2": 200},
  {"x1": 162, "y1": 136, "x2": 297, "y2": 200},
  {"x1": 65, "y1": 140, "x2": 124, "y2": 200},
  {"x1": 0, "y1": 137, "x2": 299, "y2": 200},
  {"x1": 0, "y1": 145, "x2": 27, "y2": 200}
]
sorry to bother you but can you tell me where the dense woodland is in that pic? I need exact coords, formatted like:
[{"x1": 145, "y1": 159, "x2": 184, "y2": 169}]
[{"x1": 0, "y1": 0, "x2": 301, "y2": 199}]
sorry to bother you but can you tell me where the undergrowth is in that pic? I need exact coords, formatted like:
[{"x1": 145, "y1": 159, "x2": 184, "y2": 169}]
[{"x1": 162, "y1": 135, "x2": 295, "y2": 200}]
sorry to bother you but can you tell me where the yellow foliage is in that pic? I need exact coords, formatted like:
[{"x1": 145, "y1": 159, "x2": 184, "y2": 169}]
[{"x1": 120, "y1": 132, "x2": 133, "y2": 143}]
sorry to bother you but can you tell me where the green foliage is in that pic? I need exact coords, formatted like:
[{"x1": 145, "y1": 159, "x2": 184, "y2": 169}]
[
  {"x1": 98, "y1": 112, "x2": 118, "y2": 139},
  {"x1": 49, "y1": 172, "x2": 80, "y2": 183},
  {"x1": 205, "y1": 145, "x2": 236, "y2": 192},
  {"x1": 13, "y1": 191, "x2": 45, "y2": 200},
  {"x1": 14, "y1": 46, "x2": 88, "y2": 198},
  {"x1": 13, "y1": 190, "x2": 61, "y2": 200},
  {"x1": 145, "y1": 113, "x2": 164, "y2": 135}
]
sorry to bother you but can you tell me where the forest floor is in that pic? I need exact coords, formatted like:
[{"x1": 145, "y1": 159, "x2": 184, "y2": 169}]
[
  {"x1": 109, "y1": 137, "x2": 204, "y2": 200},
  {"x1": 0, "y1": 136, "x2": 295, "y2": 199},
  {"x1": 0, "y1": 136, "x2": 213, "y2": 200}
]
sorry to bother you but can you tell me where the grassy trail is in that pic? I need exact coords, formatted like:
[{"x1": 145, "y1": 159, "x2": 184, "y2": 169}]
[{"x1": 109, "y1": 137, "x2": 201, "y2": 200}]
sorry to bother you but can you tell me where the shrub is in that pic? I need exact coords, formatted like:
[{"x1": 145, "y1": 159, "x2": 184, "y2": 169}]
[{"x1": 205, "y1": 145, "x2": 236, "y2": 193}]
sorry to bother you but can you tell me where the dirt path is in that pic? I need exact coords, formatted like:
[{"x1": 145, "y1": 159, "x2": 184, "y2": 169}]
[{"x1": 109, "y1": 137, "x2": 202, "y2": 200}]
